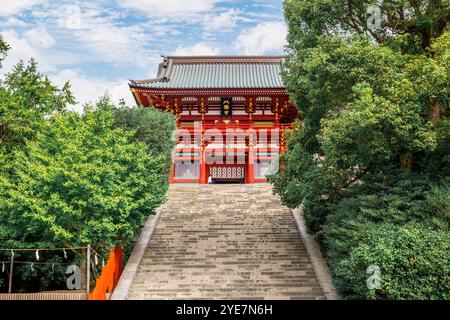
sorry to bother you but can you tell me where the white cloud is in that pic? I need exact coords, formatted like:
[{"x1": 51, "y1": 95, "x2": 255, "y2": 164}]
[
  {"x1": 109, "y1": 80, "x2": 135, "y2": 107},
  {"x1": 5, "y1": 17, "x2": 31, "y2": 27},
  {"x1": 25, "y1": 26, "x2": 55, "y2": 48},
  {"x1": 49, "y1": 5, "x2": 158, "y2": 67},
  {"x1": 118, "y1": 0, "x2": 218, "y2": 19},
  {"x1": 1, "y1": 29, "x2": 43, "y2": 72},
  {"x1": 170, "y1": 29, "x2": 182, "y2": 36},
  {"x1": 0, "y1": 0, "x2": 46, "y2": 16},
  {"x1": 173, "y1": 43, "x2": 220, "y2": 56},
  {"x1": 1, "y1": 29, "x2": 80, "y2": 74},
  {"x1": 203, "y1": 8, "x2": 240, "y2": 34},
  {"x1": 51, "y1": 69, "x2": 135, "y2": 112},
  {"x1": 234, "y1": 21, "x2": 287, "y2": 55}
]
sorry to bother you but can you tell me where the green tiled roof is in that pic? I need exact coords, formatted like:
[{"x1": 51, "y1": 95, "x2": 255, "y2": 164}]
[{"x1": 130, "y1": 56, "x2": 286, "y2": 89}]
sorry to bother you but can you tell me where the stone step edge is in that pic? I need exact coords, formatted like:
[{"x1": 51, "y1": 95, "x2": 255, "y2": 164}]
[
  {"x1": 290, "y1": 208, "x2": 341, "y2": 300},
  {"x1": 110, "y1": 209, "x2": 163, "y2": 300}
]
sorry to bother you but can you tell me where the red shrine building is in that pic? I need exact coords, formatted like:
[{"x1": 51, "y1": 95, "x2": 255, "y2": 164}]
[{"x1": 129, "y1": 56, "x2": 298, "y2": 184}]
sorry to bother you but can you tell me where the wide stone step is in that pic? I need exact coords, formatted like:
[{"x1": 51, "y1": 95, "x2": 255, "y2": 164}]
[{"x1": 124, "y1": 184, "x2": 325, "y2": 300}]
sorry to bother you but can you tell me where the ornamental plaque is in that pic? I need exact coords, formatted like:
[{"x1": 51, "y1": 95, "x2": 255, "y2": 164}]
[{"x1": 221, "y1": 98, "x2": 233, "y2": 118}]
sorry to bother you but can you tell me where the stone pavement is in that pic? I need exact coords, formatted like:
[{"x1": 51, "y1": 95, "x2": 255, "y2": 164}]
[{"x1": 125, "y1": 184, "x2": 325, "y2": 300}]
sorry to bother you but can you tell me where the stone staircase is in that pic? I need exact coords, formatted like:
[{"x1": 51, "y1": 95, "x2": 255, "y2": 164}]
[{"x1": 126, "y1": 184, "x2": 325, "y2": 300}]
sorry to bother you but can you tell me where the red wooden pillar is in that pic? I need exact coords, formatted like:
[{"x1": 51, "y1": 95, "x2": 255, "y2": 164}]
[
  {"x1": 248, "y1": 129, "x2": 255, "y2": 184},
  {"x1": 248, "y1": 150, "x2": 255, "y2": 184},
  {"x1": 169, "y1": 161, "x2": 175, "y2": 184},
  {"x1": 200, "y1": 149, "x2": 207, "y2": 184},
  {"x1": 200, "y1": 128, "x2": 207, "y2": 184}
]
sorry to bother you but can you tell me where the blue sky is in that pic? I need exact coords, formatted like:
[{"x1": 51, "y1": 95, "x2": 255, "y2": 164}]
[{"x1": 0, "y1": 0, "x2": 287, "y2": 111}]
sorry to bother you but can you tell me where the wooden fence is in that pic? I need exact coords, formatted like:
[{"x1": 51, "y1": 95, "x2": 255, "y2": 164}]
[
  {"x1": 0, "y1": 246, "x2": 123, "y2": 301},
  {"x1": 0, "y1": 292, "x2": 87, "y2": 300}
]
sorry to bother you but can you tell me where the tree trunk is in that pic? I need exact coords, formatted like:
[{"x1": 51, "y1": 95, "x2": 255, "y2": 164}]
[
  {"x1": 79, "y1": 248, "x2": 87, "y2": 291},
  {"x1": 421, "y1": 28, "x2": 431, "y2": 50},
  {"x1": 400, "y1": 152, "x2": 412, "y2": 171},
  {"x1": 430, "y1": 97, "x2": 441, "y2": 127}
]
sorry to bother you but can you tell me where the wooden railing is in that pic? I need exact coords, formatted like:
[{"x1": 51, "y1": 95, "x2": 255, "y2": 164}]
[{"x1": 88, "y1": 246, "x2": 123, "y2": 300}]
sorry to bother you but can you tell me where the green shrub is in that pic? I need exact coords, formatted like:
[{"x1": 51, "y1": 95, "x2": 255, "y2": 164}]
[
  {"x1": 269, "y1": 132, "x2": 339, "y2": 234},
  {"x1": 325, "y1": 173, "x2": 448, "y2": 256},
  {"x1": 334, "y1": 223, "x2": 450, "y2": 300},
  {"x1": 274, "y1": 0, "x2": 450, "y2": 300},
  {"x1": 324, "y1": 171, "x2": 450, "y2": 299}
]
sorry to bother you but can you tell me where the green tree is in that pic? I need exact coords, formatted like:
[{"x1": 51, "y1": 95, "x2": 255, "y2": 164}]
[
  {"x1": 0, "y1": 36, "x2": 9, "y2": 68},
  {"x1": 0, "y1": 98, "x2": 174, "y2": 292},
  {"x1": 0, "y1": 38, "x2": 176, "y2": 292},
  {"x1": 271, "y1": 0, "x2": 449, "y2": 299},
  {"x1": 275, "y1": 0, "x2": 449, "y2": 213},
  {"x1": 0, "y1": 98, "x2": 169, "y2": 249},
  {"x1": 284, "y1": 0, "x2": 449, "y2": 51},
  {"x1": 113, "y1": 106, "x2": 176, "y2": 164},
  {"x1": 0, "y1": 60, "x2": 75, "y2": 156}
]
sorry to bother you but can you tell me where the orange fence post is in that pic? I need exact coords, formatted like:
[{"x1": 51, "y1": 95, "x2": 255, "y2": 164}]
[
  {"x1": 88, "y1": 246, "x2": 123, "y2": 300},
  {"x1": 113, "y1": 246, "x2": 123, "y2": 289}
]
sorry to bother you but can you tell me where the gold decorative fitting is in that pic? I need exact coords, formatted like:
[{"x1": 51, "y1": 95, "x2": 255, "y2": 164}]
[
  {"x1": 248, "y1": 136, "x2": 254, "y2": 151},
  {"x1": 248, "y1": 98, "x2": 253, "y2": 120},
  {"x1": 175, "y1": 98, "x2": 180, "y2": 115},
  {"x1": 275, "y1": 98, "x2": 280, "y2": 120},
  {"x1": 201, "y1": 135, "x2": 206, "y2": 151},
  {"x1": 200, "y1": 98, "x2": 205, "y2": 120}
]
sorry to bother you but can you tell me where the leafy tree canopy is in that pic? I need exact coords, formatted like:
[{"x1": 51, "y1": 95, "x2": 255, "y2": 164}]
[
  {"x1": 113, "y1": 105, "x2": 176, "y2": 163},
  {"x1": 0, "y1": 44, "x2": 176, "y2": 291},
  {"x1": 0, "y1": 98, "x2": 172, "y2": 252},
  {"x1": 271, "y1": 0, "x2": 449, "y2": 299},
  {"x1": 0, "y1": 59, "x2": 75, "y2": 156},
  {"x1": 285, "y1": 0, "x2": 449, "y2": 51}
]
